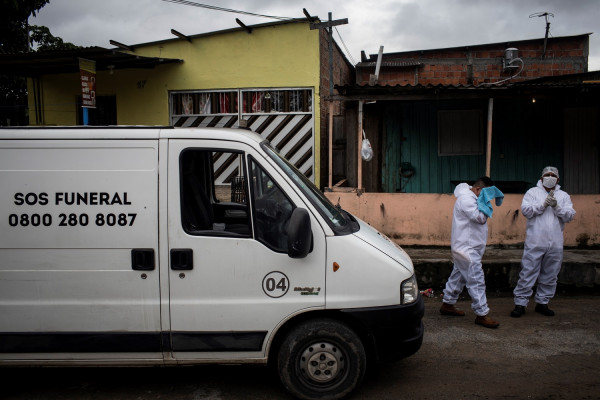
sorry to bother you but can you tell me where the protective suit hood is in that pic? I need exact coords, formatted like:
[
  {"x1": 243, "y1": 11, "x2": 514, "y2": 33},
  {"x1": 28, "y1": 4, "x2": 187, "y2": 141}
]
[{"x1": 454, "y1": 182, "x2": 473, "y2": 198}]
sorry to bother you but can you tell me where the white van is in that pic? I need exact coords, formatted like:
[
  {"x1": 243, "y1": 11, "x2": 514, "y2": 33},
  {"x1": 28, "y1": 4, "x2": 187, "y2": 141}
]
[{"x1": 0, "y1": 126, "x2": 423, "y2": 400}]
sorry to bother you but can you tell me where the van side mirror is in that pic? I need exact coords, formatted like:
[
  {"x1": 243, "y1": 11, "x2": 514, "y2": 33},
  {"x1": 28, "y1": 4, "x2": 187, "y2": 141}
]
[{"x1": 287, "y1": 208, "x2": 312, "y2": 259}]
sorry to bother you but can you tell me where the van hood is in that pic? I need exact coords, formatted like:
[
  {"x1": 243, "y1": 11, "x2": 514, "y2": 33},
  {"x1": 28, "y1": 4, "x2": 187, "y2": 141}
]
[{"x1": 352, "y1": 217, "x2": 413, "y2": 273}]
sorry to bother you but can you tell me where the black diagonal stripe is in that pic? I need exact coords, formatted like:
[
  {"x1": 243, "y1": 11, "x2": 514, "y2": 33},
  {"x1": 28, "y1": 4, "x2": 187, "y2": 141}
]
[
  {"x1": 224, "y1": 116, "x2": 238, "y2": 128},
  {"x1": 214, "y1": 153, "x2": 238, "y2": 178},
  {"x1": 254, "y1": 115, "x2": 278, "y2": 135},
  {"x1": 276, "y1": 115, "x2": 311, "y2": 151},
  {"x1": 293, "y1": 148, "x2": 313, "y2": 172},
  {"x1": 223, "y1": 167, "x2": 240, "y2": 184},
  {"x1": 206, "y1": 116, "x2": 220, "y2": 128},
  {"x1": 303, "y1": 166, "x2": 313, "y2": 178},
  {"x1": 245, "y1": 115, "x2": 260, "y2": 128},
  {"x1": 265, "y1": 115, "x2": 295, "y2": 142},
  {"x1": 174, "y1": 117, "x2": 188, "y2": 127},
  {"x1": 190, "y1": 116, "x2": 205, "y2": 127},
  {"x1": 284, "y1": 129, "x2": 312, "y2": 161},
  {"x1": 212, "y1": 152, "x2": 224, "y2": 162}
]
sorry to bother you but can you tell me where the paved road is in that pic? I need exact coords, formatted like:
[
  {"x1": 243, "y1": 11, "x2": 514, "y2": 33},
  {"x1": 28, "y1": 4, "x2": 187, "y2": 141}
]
[{"x1": 5, "y1": 295, "x2": 600, "y2": 400}]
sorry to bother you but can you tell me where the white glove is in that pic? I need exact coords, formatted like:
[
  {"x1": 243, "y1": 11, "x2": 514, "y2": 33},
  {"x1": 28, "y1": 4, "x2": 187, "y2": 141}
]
[{"x1": 545, "y1": 195, "x2": 557, "y2": 208}]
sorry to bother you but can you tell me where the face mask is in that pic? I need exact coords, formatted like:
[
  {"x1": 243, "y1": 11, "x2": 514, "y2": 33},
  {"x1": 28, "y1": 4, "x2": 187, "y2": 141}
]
[{"x1": 542, "y1": 176, "x2": 557, "y2": 188}]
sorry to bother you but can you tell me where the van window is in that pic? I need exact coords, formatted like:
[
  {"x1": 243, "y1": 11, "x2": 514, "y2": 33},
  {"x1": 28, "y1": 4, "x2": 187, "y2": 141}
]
[
  {"x1": 261, "y1": 142, "x2": 354, "y2": 234},
  {"x1": 249, "y1": 157, "x2": 294, "y2": 252},
  {"x1": 180, "y1": 149, "x2": 250, "y2": 237}
]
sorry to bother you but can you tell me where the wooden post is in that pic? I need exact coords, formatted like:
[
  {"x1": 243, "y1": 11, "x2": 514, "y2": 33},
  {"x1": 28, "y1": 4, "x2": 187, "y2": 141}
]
[
  {"x1": 486, "y1": 98, "x2": 494, "y2": 177},
  {"x1": 328, "y1": 101, "x2": 334, "y2": 189},
  {"x1": 358, "y1": 100, "x2": 363, "y2": 191}
]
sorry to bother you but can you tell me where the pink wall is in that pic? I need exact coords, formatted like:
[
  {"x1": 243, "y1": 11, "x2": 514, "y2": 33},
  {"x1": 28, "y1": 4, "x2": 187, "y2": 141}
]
[{"x1": 325, "y1": 192, "x2": 600, "y2": 247}]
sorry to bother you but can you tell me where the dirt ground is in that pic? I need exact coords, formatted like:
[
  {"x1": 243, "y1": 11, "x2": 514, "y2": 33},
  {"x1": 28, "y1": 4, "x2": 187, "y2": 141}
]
[
  {"x1": 4, "y1": 295, "x2": 600, "y2": 400},
  {"x1": 358, "y1": 295, "x2": 600, "y2": 400}
]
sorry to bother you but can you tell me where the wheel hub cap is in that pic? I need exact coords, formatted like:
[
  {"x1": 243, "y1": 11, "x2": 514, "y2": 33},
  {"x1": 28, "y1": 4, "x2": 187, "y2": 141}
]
[{"x1": 300, "y1": 342, "x2": 345, "y2": 383}]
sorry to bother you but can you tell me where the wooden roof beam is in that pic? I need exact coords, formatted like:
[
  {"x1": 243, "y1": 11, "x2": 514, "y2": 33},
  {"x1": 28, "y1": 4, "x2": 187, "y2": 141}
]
[
  {"x1": 236, "y1": 18, "x2": 252, "y2": 34},
  {"x1": 109, "y1": 40, "x2": 133, "y2": 52},
  {"x1": 171, "y1": 29, "x2": 192, "y2": 42}
]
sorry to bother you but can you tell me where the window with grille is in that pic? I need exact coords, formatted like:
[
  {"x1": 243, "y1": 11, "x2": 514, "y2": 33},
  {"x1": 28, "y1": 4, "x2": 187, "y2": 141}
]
[
  {"x1": 172, "y1": 91, "x2": 238, "y2": 115},
  {"x1": 171, "y1": 89, "x2": 312, "y2": 117},
  {"x1": 240, "y1": 89, "x2": 312, "y2": 113}
]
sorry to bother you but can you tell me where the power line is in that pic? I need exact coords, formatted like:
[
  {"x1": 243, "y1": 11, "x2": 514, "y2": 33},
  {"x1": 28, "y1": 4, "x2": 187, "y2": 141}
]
[
  {"x1": 164, "y1": 1, "x2": 356, "y2": 65},
  {"x1": 162, "y1": 0, "x2": 294, "y2": 21},
  {"x1": 335, "y1": 27, "x2": 356, "y2": 65}
]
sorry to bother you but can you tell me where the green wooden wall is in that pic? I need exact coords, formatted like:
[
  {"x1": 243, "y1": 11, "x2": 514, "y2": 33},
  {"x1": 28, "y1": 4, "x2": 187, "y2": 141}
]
[{"x1": 382, "y1": 99, "x2": 564, "y2": 194}]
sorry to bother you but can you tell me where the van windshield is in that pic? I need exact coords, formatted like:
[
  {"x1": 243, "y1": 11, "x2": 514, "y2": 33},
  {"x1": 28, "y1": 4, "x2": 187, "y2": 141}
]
[{"x1": 262, "y1": 142, "x2": 355, "y2": 233}]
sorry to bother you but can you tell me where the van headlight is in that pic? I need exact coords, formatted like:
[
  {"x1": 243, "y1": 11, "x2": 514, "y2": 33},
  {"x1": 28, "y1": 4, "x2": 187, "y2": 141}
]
[{"x1": 401, "y1": 274, "x2": 419, "y2": 304}]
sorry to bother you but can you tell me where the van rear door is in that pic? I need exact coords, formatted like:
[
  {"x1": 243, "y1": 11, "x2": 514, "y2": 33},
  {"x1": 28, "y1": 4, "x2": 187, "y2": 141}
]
[
  {"x1": 166, "y1": 139, "x2": 326, "y2": 359},
  {"x1": 0, "y1": 139, "x2": 162, "y2": 361}
]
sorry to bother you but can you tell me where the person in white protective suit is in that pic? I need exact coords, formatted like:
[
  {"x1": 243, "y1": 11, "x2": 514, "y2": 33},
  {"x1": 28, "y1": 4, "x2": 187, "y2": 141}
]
[
  {"x1": 440, "y1": 177, "x2": 500, "y2": 329},
  {"x1": 511, "y1": 166, "x2": 575, "y2": 318}
]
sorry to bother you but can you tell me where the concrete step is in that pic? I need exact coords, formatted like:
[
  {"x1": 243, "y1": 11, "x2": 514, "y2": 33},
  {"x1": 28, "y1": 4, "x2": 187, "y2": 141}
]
[{"x1": 404, "y1": 247, "x2": 600, "y2": 293}]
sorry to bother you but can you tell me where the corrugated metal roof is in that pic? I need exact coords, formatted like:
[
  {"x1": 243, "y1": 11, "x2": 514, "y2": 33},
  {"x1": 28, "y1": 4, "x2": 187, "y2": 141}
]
[
  {"x1": 356, "y1": 60, "x2": 422, "y2": 68},
  {"x1": 336, "y1": 83, "x2": 493, "y2": 95},
  {"x1": 511, "y1": 70, "x2": 600, "y2": 85},
  {"x1": 335, "y1": 71, "x2": 600, "y2": 96},
  {"x1": 0, "y1": 46, "x2": 182, "y2": 76}
]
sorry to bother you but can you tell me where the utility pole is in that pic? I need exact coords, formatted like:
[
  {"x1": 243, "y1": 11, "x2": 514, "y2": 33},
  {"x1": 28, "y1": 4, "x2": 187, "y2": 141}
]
[
  {"x1": 306, "y1": 10, "x2": 348, "y2": 96},
  {"x1": 305, "y1": 10, "x2": 348, "y2": 189}
]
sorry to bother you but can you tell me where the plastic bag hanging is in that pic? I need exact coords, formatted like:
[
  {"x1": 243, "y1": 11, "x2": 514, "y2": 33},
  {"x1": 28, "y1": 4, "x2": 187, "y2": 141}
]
[{"x1": 361, "y1": 129, "x2": 373, "y2": 161}]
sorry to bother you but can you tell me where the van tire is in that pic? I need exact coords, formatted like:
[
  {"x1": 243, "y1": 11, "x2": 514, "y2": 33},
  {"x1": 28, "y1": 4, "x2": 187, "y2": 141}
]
[{"x1": 277, "y1": 319, "x2": 366, "y2": 400}]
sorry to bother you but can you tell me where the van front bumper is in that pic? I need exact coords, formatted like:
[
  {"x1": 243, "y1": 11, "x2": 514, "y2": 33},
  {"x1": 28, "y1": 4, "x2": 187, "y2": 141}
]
[{"x1": 341, "y1": 294, "x2": 425, "y2": 362}]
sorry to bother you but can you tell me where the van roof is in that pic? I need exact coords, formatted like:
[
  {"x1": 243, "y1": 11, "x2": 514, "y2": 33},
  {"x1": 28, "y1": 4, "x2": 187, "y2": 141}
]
[{"x1": 0, "y1": 126, "x2": 265, "y2": 144}]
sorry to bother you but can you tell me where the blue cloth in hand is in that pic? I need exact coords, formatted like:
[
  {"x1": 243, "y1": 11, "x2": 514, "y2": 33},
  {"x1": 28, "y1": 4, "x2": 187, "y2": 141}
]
[{"x1": 477, "y1": 186, "x2": 504, "y2": 218}]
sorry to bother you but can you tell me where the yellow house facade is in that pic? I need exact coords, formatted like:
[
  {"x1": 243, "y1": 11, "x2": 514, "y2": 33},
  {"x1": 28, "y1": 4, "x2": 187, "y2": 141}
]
[{"x1": 25, "y1": 19, "x2": 354, "y2": 188}]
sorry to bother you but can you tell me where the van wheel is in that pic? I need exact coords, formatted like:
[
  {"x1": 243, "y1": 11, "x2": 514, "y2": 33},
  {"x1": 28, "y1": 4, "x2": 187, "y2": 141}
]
[{"x1": 277, "y1": 319, "x2": 366, "y2": 400}]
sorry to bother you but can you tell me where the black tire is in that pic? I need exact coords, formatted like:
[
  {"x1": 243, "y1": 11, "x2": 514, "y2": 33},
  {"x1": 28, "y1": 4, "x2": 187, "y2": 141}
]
[{"x1": 277, "y1": 319, "x2": 366, "y2": 400}]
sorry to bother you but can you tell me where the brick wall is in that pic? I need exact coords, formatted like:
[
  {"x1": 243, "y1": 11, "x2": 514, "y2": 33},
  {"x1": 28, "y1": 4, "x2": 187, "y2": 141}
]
[
  {"x1": 319, "y1": 29, "x2": 355, "y2": 188},
  {"x1": 357, "y1": 34, "x2": 589, "y2": 86}
]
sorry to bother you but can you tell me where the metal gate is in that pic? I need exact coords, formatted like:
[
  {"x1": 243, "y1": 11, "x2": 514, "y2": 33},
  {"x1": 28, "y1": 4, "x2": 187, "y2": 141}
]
[{"x1": 170, "y1": 88, "x2": 314, "y2": 183}]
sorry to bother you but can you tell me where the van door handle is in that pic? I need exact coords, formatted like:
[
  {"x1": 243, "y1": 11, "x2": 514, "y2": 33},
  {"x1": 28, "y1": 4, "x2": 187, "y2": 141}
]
[
  {"x1": 171, "y1": 249, "x2": 194, "y2": 270},
  {"x1": 131, "y1": 249, "x2": 155, "y2": 271}
]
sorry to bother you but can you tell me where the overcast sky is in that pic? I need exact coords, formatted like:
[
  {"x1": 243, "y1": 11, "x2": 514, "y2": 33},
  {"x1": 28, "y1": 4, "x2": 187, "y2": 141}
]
[{"x1": 31, "y1": 0, "x2": 600, "y2": 70}]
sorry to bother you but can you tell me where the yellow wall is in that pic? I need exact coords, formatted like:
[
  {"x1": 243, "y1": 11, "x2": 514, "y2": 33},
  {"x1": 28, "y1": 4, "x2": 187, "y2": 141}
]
[
  {"x1": 28, "y1": 74, "x2": 79, "y2": 125},
  {"x1": 138, "y1": 23, "x2": 321, "y2": 91},
  {"x1": 28, "y1": 21, "x2": 322, "y2": 182}
]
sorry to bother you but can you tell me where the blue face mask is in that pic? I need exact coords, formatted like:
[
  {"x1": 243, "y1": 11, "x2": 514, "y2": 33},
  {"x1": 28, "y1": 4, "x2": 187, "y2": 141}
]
[{"x1": 542, "y1": 176, "x2": 557, "y2": 188}]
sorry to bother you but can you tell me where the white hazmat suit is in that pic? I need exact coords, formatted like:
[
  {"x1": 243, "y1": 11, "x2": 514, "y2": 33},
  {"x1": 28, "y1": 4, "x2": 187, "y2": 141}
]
[
  {"x1": 514, "y1": 180, "x2": 575, "y2": 306},
  {"x1": 443, "y1": 183, "x2": 490, "y2": 316}
]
